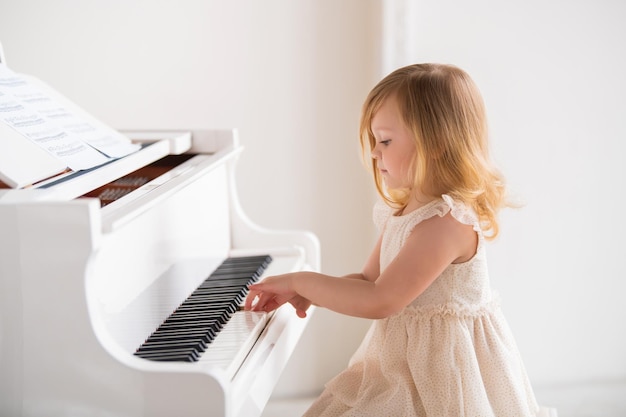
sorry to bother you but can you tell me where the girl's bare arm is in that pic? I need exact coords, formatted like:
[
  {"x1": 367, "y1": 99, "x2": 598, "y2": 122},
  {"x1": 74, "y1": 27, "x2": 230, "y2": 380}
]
[{"x1": 246, "y1": 213, "x2": 476, "y2": 319}]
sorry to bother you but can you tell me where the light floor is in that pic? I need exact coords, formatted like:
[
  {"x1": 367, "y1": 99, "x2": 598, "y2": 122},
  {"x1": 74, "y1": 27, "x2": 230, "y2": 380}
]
[
  {"x1": 262, "y1": 398, "x2": 314, "y2": 417},
  {"x1": 261, "y1": 381, "x2": 626, "y2": 417},
  {"x1": 534, "y1": 380, "x2": 626, "y2": 417}
]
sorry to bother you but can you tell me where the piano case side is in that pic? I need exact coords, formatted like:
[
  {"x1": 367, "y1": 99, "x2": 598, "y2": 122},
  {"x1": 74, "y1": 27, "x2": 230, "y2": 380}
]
[
  {"x1": 0, "y1": 129, "x2": 321, "y2": 417},
  {"x1": 0, "y1": 143, "x2": 238, "y2": 417}
]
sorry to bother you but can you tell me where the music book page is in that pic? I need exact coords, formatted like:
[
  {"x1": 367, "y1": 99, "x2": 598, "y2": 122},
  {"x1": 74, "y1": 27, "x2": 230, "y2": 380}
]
[{"x1": 0, "y1": 63, "x2": 139, "y2": 172}]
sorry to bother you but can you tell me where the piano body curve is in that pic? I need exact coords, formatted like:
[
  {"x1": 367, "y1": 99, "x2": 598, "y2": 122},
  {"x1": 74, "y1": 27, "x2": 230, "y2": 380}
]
[{"x1": 0, "y1": 127, "x2": 320, "y2": 417}]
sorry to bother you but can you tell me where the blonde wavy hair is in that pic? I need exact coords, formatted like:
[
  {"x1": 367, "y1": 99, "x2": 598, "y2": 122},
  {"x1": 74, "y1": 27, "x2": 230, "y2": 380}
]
[{"x1": 360, "y1": 63, "x2": 508, "y2": 239}]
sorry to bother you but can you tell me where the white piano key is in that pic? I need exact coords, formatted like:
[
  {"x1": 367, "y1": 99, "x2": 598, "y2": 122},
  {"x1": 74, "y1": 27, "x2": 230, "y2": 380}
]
[
  {"x1": 104, "y1": 251, "x2": 304, "y2": 383},
  {"x1": 197, "y1": 310, "x2": 269, "y2": 378}
]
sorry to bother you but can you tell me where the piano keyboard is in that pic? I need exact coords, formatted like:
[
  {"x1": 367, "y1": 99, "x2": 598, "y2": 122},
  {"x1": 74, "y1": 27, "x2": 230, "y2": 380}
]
[{"x1": 134, "y1": 255, "x2": 272, "y2": 362}]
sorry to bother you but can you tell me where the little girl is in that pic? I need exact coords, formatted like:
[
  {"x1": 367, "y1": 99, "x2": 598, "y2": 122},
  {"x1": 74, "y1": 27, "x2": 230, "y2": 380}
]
[{"x1": 246, "y1": 63, "x2": 540, "y2": 416}]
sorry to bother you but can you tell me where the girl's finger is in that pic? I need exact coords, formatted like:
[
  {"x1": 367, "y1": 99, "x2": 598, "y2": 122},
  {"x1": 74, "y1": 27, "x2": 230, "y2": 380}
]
[
  {"x1": 244, "y1": 283, "x2": 270, "y2": 310},
  {"x1": 251, "y1": 291, "x2": 276, "y2": 312},
  {"x1": 244, "y1": 294, "x2": 254, "y2": 310},
  {"x1": 244, "y1": 288, "x2": 262, "y2": 310}
]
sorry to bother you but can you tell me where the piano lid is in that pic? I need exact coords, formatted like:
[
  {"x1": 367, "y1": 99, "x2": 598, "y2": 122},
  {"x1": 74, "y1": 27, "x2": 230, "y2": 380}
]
[{"x1": 0, "y1": 45, "x2": 140, "y2": 189}]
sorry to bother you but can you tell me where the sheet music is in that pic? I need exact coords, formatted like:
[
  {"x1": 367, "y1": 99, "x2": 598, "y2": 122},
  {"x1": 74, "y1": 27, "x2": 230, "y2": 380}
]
[{"x1": 0, "y1": 63, "x2": 139, "y2": 171}]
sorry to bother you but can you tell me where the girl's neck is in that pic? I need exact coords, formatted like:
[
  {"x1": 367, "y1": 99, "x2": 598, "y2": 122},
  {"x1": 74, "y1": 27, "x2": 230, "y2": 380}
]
[{"x1": 397, "y1": 192, "x2": 436, "y2": 216}]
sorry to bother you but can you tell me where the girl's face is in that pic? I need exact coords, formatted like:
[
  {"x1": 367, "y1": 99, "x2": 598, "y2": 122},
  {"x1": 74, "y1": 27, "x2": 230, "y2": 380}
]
[{"x1": 370, "y1": 97, "x2": 416, "y2": 190}]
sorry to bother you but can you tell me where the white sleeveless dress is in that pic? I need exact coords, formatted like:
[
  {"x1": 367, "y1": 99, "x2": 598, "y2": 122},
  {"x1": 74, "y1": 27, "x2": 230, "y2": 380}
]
[{"x1": 303, "y1": 195, "x2": 539, "y2": 417}]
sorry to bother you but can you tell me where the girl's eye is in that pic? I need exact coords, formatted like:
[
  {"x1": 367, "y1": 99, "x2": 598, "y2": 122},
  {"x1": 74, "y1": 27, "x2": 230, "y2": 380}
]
[{"x1": 380, "y1": 140, "x2": 391, "y2": 146}]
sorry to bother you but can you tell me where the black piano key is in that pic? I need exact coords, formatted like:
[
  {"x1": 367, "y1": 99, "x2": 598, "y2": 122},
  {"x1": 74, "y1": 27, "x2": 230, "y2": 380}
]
[
  {"x1": 157, "y1": 319, "x2": 223, "y2": 332},
  {"x1": 169, "y1": 304, "x2": 227, "y2": 313},
  {"x1": 135, "y1": 349, "x2": 199, "y2": 362},
  {"x1": 138, "y1": 342, "x2": 203, "y2": 352},
  {"x1": 134, "y1": 255, "x2": 272, "y2": 363},
  {"x1": 136, "y1": 344, "x2": 203, "y2": 357},
  {"x1": 163, "y1": 314, "x2": 228, "y2": 325},
  {"x1": 169, "y1": 312, "x2": 232, "y2": 324},
  {"x1": 181, "y1": 294, "x2": 244, "y2": 305},
  {"x1": 137, "y1": 326, "x2": 218, "y2": 360},
  {"x1": 136, "y1": 339, "x2": 207, "y2": 352},
  {"x1": 175, "y1": 298, "x2": 239, "y2": 308},
  {"x1": 146, "y1": 332, "x2": 214, "y2": 344},
  {"x1": 154, "y1": 330, "x2": 220, "y2": 346}
]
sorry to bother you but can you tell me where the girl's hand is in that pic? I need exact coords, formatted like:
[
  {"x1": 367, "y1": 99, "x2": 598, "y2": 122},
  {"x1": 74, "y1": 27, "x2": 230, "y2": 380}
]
[
  {"x1": 287, "y1": 295, "x2": 312, "y2": 318},
  {"x1": 244, "y1": 274, "x2": 311, "y2": 318}
]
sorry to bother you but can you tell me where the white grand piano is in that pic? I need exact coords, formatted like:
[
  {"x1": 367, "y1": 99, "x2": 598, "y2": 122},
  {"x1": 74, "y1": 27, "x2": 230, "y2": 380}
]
[{"x1": 0, "y1": 43, "x2": 319, "y2": 417}]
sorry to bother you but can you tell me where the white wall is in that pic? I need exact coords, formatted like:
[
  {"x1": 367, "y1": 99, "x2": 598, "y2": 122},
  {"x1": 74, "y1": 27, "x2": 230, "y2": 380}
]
[
  {"x1": 2, "y1": 0, "x2": 625, "y2": 408},
  {"x1": 0, "y1": 0, "x2": 378, "y2": 398},
  {"x1": 393, "y1": 0, "x2": 626, "y2": 391},
  {"x1": 0, "y1": 0, "x2": 380, "y2": 274}
]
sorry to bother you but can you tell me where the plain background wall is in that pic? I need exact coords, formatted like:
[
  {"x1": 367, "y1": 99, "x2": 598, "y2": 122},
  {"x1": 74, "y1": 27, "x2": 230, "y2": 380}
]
[
  {"x1": 395, "y1": 0, "x2": 626, "y2": 391},
  {"x1": 1, "y1": 0, "x2": 625, "y2": 407},
  {"x1": 0, "y1": 0, "x2": 378, "y2": 397}
]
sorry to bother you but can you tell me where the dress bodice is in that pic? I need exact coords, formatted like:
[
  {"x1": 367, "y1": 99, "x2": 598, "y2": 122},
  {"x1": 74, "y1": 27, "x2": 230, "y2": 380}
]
[{"x1": 374, "y1": 195, "x2": 494, "y2": 309}]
